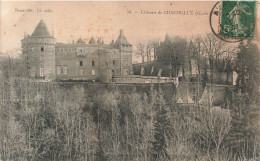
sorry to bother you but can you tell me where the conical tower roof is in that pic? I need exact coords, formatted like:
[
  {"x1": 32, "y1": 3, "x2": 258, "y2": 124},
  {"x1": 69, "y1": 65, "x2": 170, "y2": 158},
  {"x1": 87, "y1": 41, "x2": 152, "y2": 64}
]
[
  {"x1": 89, "y1": 36, "x2": 96, "y2": 44},
  {"x1": 114, "y1": 29, "x2": 131, "y2": 46},
  {"x1": 31, "y1": 20, "x2": 52, "y2": 38},
  {"x1": 77, "y1": 38, "x2": 85, "y2": 44}
]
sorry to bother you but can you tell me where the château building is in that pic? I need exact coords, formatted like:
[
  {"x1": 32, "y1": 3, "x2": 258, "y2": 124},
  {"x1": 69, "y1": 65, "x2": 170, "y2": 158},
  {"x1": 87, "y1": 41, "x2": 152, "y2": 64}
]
[{"x1": 22, "y1": 20, "x2": 133, "y2": 82}]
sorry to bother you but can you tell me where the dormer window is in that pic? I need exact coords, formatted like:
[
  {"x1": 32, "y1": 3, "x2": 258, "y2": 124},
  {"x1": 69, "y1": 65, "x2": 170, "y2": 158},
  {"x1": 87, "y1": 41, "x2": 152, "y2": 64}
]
[{"x1": 41, "y1": 46, "x2": 44, "y2": 52}]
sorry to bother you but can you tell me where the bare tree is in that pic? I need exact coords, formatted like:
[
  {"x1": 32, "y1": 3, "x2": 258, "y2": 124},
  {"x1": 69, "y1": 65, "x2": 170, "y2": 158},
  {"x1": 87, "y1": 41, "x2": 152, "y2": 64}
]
[
  {"x1": 136, "y1": 40, "x2": 160, "y2": 63},
  {"x1": 194, "y1": 106, "x2": 231, "y2": 160},
  {"x1": 136, "y1": 41, "x2": 146, "y2": 63},
  {"x1": 201, "y1": 34, "x2": 227, "y2": 83}
]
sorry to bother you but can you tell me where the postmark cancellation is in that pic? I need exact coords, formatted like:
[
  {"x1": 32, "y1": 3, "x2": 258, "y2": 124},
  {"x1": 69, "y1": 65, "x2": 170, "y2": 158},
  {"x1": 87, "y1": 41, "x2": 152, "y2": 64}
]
[{"x1": 210, "y1": 1, "x2": 256, "y2": 42}]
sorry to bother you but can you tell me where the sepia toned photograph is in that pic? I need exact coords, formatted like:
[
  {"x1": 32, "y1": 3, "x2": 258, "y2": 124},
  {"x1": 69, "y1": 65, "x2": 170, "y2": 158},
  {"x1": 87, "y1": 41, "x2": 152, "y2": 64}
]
[{"x1": 0, "y1": 1, "x2": 259, "y2": 160}]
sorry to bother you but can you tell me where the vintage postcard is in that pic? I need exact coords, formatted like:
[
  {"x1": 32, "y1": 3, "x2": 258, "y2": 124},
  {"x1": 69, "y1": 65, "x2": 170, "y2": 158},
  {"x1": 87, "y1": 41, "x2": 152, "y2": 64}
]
[{"x1": 0, "y1": 1, "x2": 259, "y2": 161}]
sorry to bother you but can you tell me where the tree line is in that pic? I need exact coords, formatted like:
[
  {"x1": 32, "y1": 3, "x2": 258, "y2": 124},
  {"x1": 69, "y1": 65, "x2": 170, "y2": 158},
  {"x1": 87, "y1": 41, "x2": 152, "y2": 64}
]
[{"x1": 135, "y1": 33, "x2": 238, "y2": 84}]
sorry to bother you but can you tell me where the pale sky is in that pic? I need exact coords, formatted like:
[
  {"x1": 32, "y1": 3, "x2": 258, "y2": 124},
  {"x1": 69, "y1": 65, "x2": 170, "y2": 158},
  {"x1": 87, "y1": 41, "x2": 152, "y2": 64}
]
[{"x1": 1, "y1": 1, "x2": 259, "y2": 59}]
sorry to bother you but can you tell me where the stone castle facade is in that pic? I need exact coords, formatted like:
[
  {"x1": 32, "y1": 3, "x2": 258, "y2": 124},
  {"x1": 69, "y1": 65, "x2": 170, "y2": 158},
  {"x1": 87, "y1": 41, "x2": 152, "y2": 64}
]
[{"x1": 22, "y1": 20, "x2": 133, "y2": 82}]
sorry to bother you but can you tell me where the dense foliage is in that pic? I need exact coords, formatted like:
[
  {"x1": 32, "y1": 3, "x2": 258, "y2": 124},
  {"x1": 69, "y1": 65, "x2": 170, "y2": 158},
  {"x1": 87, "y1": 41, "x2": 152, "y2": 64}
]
[{"x1": 0, "y1": 78, "x2": 259, "y2": 161}]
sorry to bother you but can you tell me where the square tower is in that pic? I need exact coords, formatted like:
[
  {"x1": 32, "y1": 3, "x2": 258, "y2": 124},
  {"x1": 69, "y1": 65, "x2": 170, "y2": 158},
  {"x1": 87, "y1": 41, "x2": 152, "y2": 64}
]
[{"x1": 114, "y1": 29, "x2": 133, "y2": 75}]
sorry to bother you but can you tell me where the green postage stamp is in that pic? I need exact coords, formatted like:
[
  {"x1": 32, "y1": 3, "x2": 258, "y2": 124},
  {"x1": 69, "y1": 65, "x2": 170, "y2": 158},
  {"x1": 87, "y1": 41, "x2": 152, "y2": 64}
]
[{"x1": 220, "y1": 1, "x2": 256, "y2": 39}]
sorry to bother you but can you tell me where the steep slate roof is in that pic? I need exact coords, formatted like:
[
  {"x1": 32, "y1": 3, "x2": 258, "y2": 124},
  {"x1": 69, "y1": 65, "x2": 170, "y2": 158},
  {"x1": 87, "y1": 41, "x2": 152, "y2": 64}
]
[
  {"x1": 77, "y1": 38, "x2": 85, "y2": 44},
  {"x1": 114, "y1": 29, "x2": 131, "y2": 46},
  {"x1": 89, "y1": 36, "x2": 96, "y2": 44},
  {"x1": 31, "y1": 20, "x2": 52, "y2": 38}
]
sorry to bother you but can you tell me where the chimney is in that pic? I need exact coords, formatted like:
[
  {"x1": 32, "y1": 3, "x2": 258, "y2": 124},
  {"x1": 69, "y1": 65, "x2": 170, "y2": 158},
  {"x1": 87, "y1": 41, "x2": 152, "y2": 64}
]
[
  {"x1": 97, "y1": 37, "x2": 101, "y2": 45},
  {"x1": 120, "y1": 29, "x2": 123, "y2": 37},
  {"x1": 52, "y1": 24, "x2": 54, "y2": 37}
]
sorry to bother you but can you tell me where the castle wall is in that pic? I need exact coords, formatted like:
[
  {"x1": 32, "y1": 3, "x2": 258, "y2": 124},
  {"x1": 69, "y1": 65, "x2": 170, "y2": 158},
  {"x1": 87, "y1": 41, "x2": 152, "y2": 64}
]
[
  {"x1": 112, "y1": 75, "x2": 174, "y2": 84},
  {"x1": 55, "y1": 44, "x2": 125, "y2": 82}
]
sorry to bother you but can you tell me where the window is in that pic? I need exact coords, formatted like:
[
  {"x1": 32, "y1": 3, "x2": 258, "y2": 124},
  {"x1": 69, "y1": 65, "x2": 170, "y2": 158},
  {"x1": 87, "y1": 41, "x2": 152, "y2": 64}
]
[
  {"x1": 57, "y1": 66, "x2": 61, "y2": 75},
  {"x1": 80, "y1": 61, "x2": 83, "y2": 66},
  {"x1": 124, "y1": 69, "x2": 129, "y2": 75},
  {"x1": 113, "y1": 60, "x2": 116, "y2": 65},
  {"x1": 41, "y1": 46, "x2": 44, "y2": 52},
  {"x1": 40, "y1": 55, "x2": 44, "y2": 61},
  {"x1": 106, "y1": 62, "x2": 108, "y2": 67},
  {"x1": 79, "y1": 69, "x2": 83, "y2": 76},
  {"x1": 92, "y1": 69, "x2": 95, "y2": 76},
  {"x1": 92, "y1": 61, "x2": 95, "y2": 67},
  {"x1": 40, "y1": 66, "x2": 44, "y2": 77},
  {"x1": 80, "y1": 49, "x2": 83, "y2": 52},
  {"x1": 145, "y1": 80, "x2": 150, "y2": 83},
  {"x1": 30, "y1": 66, "x2": 35, "y2": 77},
  {"x1": 63, "y1": 66, "x2": 67, "y2": 75}
]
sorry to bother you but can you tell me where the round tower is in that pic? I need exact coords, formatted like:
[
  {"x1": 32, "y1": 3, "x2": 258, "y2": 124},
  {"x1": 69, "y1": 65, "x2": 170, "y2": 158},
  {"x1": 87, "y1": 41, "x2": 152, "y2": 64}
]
[{"x1": 22, "y1": 20, "x2": 56, "y2": 80}]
